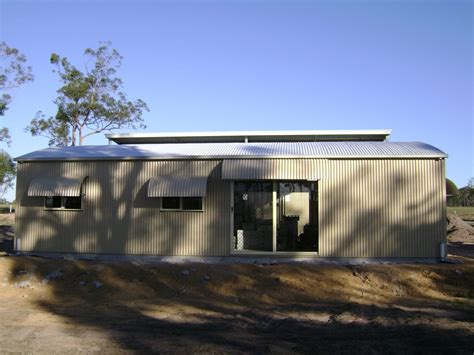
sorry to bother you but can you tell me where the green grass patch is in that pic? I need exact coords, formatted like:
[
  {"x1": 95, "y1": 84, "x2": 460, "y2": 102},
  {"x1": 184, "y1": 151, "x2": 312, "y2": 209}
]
[{"x1": 448, "y1": 206, "x2": 474, "y2": 220}]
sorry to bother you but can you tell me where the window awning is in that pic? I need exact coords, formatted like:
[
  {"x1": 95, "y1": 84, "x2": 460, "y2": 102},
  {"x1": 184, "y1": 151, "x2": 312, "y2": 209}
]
[
  {"x1": 27, "y1": 176, "x2": 87, "y2": 197},
  {"x1": 221, "y1": 159, "x2": 320, "y2": 180},
  {"x1": 147, "y1": 176, "x2": 209, "y2": 197}
]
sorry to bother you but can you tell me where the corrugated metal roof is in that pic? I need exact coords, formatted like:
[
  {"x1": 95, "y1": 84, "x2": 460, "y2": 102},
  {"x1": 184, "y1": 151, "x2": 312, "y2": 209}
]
[
  {"x1": 222, "y1": 159, "x2": 321, "y2": 180},
  {"x1": 148, "y1": 176, "x2": 208, "y2": 197},
  {"x1": 15, "y1": 141, "x2": 447, "y2": 161},
  {"x1": 27, "y1": 176, "x2": 86, "y2": 196}
]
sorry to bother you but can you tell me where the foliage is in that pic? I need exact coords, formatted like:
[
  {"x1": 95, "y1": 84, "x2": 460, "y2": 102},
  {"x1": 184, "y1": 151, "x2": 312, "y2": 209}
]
[
  {"x1": 0, "y1": 42, "x2": 34, "y2": 142},
  {"x1": 27, "y1": 42, "x2": 148, "y2": 146},
  {"x1": 446, "y1": 178, "x2": 460, "y2": 206},
  {"x1": 0, "y1": 150, "x2": 15, "y2": 198},
  {"x1": 453, "y1": 177, "x2": 474, "y2": 207},
  {"x1": 446, "y1": 179, "x2": 459, "y2": 196}
]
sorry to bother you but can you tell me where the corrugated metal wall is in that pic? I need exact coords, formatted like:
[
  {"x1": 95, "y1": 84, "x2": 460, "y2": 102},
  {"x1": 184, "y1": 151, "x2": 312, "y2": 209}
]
[
  {"x1": 222, "y1": 159, "x2": 325, "y2": 180},
  {"x1": 16, "y1": 160, "x2": 230, "y2": 256},
  {"x1": 15, "y1": 158, "x2": 446, "y2": 257},
  {"x1": 318, "y1": 159, "x2": 446, "y2": 257}
]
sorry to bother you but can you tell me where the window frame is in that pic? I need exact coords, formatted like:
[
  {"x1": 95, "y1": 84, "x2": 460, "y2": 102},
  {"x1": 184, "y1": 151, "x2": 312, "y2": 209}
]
[
  {"x1": 160, "y1": 196, "x2": 204, "y2": 212},
  {"x1": 44, "y1": 195, "x2": 83, "y2": 211}
]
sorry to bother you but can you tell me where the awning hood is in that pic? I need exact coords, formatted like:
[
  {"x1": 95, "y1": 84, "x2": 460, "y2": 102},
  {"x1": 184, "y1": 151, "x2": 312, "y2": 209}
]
[
  {"x1": 222, "y1": 159, "x2": 320, "y2": 180},
  {"x1": 28, "y1": 176, "x2": 87, "y2": 197},
  {"x1": 147, "y1": 176, "x2": 208, "y2": 197}
]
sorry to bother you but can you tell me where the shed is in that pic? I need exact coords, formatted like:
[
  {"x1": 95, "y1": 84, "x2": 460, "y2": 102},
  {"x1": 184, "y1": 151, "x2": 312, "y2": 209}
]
[{"x1": 14, "y1": 130, "x2": 447, "y2": 259}]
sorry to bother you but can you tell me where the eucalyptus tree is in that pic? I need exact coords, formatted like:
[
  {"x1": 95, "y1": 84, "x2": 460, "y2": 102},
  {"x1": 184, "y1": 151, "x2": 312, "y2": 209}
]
[
  {"x1": 0, "y1": 42, "x2": 34, "y2": 142},
  {"x1": 27, "y1": 42, "x2": 148, "y2": 146}
]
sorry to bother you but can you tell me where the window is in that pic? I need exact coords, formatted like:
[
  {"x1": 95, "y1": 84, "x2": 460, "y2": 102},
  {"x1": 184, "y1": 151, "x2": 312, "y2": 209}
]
[
  {"x1": 161, "y1": 197, "x2": 203, "y2": 211},
  {"x1": 45, "y1": 196, "x2": 62, "y2": 209},
  {"x1": 182, "y1": 197, "x2": 203, "y2": 211},
  {"x1": 162, "y1": 197, "x2": 180, "y2": 210},
  {"x1": 45, "y1": 196, "x2": 82, "y2": 210}
]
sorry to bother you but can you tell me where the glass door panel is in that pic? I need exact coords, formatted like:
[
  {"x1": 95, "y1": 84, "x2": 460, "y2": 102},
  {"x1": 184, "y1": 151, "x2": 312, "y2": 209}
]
[
  {"x1": 233, "y1": 182, "x2": 273, "y2": 252},
  {"x1": 277, "y1": 182, "x2": 318, "y2": 252}
]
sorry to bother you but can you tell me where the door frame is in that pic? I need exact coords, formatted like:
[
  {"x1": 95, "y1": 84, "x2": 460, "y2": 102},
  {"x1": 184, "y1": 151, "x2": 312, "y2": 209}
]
[{"x1": 229, "y1": 180, "x2": 319, "y2": 256}]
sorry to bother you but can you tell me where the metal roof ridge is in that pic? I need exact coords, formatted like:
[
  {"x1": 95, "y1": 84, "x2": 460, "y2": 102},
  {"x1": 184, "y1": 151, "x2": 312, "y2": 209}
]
[{"x1": 105, "y1": 129, "x2": 393, "y2": 138}]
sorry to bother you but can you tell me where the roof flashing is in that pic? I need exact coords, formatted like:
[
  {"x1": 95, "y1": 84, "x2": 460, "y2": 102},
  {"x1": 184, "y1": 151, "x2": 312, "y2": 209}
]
[{"x1": 106, "y1": 129, "x2": 392, "y2": 145}]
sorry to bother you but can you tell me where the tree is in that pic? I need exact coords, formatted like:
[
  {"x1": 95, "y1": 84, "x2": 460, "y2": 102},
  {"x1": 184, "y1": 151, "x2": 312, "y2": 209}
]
[
  {"x1": 27, "y1": 42, "x2": 148, "y2": 146},
  {"x1": 0, "y1": 151, "x2": 15, "y2": 199},
  {"x1": 459, "y1": 177, "x2": 474, "y2": 207},
  {"x1": 0, "y1": 42, "x2": 34, "y2": 142},
  {"x1": 446, "y1": 178, "x2": 460, "y2": 206}
]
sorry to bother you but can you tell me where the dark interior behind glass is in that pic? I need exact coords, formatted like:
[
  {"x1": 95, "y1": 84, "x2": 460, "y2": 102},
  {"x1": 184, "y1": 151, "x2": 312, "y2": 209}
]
[
  {"x1": 162, "y1": 197, "x2": 181, "y2": 209},
  {"x1": 182, "y1": 197, "x2": 203, "y2": 210}
]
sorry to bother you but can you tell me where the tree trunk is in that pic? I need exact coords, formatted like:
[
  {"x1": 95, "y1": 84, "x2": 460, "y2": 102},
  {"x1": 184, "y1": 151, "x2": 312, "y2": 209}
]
[
  {"x1": 71, "y1": 125, "x2": 76, "y2": 146},
  {"x1": 79, "y1": 128, "x2": 84, "y2": 146}
]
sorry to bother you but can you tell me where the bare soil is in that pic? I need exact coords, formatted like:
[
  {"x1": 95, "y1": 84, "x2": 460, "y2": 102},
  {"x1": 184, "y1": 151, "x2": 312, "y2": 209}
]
[
  {"x1": 0, "y1": 253, "x2": 473, "y2": 353},
  {"x1": 0, "y1": 213, "x2": 473, "y2": 353},
  {"x1": 448, "y1": 214, "x2": 474, "y2": 244}
]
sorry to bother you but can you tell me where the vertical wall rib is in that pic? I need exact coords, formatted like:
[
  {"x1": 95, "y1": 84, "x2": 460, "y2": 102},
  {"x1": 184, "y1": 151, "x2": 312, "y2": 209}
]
[
  {"x1": 15, "y1": 158, "x2": 446, "y2": 257},
  {"x1": 16, "y1": 160, "x2": 230, "y2": 256},
  {"x1": 318, "y1": 158, "x2": 446, "y2": 257}
]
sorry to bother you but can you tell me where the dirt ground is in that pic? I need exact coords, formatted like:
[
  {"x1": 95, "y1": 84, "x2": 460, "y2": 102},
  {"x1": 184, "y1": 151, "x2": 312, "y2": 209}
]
[
  {"x1": 0, "y1": 214, "x2": 473, "y2": 353},
  {"x1": 448, "y1": 214, "x2": 474, "y2": 244}
]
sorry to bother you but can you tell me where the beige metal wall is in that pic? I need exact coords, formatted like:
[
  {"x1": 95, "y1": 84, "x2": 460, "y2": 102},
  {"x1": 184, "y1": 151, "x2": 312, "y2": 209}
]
[
  {"x1": 318, "y1": 159, "x2": 446, "y2": 257},
  {"x1": 15, "y1": 158, "x2": 446, "y2": 257},
  {"x1": 16, "y1": 160, "x2": 231, "y2": 256}
]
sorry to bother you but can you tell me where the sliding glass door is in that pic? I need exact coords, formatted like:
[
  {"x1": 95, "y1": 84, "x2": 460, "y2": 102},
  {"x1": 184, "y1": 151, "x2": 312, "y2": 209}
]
[
  {"x1": 232, "y1": 181, "x2": 318, "y2": 253},
  {"x1": 277, "y1": 182, "x2": 318, "y2": 252},
  {"x1": 233, "y1": 182, "x2": 273, "y2": 252}
]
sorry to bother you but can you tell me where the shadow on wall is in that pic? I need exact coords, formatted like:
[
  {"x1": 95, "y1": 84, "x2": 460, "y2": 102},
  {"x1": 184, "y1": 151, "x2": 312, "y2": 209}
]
[
  {"x1": 17, "y1": 160, "x2": 226, "y2": 257},
  {"x1": 7, "y1": 157, "x2": 460, "y2": 352},
  {"x1": 17, "y1": 157, "x2": 445, "y2": 258},
  {"x1": 320, "y1": 160, "x2": 445, "y2": 258}
]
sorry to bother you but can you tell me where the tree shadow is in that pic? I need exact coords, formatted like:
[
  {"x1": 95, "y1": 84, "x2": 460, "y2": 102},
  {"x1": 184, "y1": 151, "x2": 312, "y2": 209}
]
[
  {"x1": 6, "y1": 257, "x2": 474, "y2": 352},
  {"x1": 9, "y1": 156, "x2": 467, "y2": 351},
  {"x1": 0, "y1": 224, "x2": 14, "y2": 253}
]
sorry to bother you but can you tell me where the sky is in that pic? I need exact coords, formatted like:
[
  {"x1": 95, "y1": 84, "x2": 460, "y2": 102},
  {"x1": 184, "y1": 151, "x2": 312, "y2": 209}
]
[{"x1": 0, "y1": 0, "x2": 472, "y2": 201}]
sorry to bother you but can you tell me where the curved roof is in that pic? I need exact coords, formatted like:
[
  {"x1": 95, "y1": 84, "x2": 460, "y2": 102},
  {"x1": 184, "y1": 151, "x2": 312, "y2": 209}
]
[{"x1": 15, "y1": 142, "x2": 447, "y2": 161}]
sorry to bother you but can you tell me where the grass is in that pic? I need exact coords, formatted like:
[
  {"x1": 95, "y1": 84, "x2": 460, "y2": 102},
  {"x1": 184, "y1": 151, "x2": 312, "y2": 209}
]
[{"x1": 448, "y1": 206, "x2": 474, "y2": 220}]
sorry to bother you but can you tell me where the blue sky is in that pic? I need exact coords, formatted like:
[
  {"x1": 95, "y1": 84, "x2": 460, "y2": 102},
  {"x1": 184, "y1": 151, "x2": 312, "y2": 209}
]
[{"x1": 0, "y1": 0, "x2": 472, "y2": 200}]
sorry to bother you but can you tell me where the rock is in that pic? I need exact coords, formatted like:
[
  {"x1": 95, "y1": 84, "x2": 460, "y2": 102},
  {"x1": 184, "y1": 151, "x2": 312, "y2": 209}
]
[
  {"x1": 44, "y1": 269, "x2": 63, "y2": 280},
  {"x1": 180, "y1": 270, "x2": 190, "y2": 276},
  {"x1": 92, "y1": 280, "x2": 102, "y2": 288},
  {"x1": 16, "y1": 280, "x2": 31, "y2": 288},
  {"x1": 455, "y1": 269, "x2": 463, "y2": 276},
  {"x1": 201, "y1": 275, "x2": 210, "y2": 281}
]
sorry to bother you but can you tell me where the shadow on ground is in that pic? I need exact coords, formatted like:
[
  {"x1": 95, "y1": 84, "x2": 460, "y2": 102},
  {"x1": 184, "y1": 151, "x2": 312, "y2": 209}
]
[
  {"x1": 3, "y1": 249, "x2": 474, "y2": 353},
  {"x1": 0, "y1": 223, "x2": 14, "y2": 254}
]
